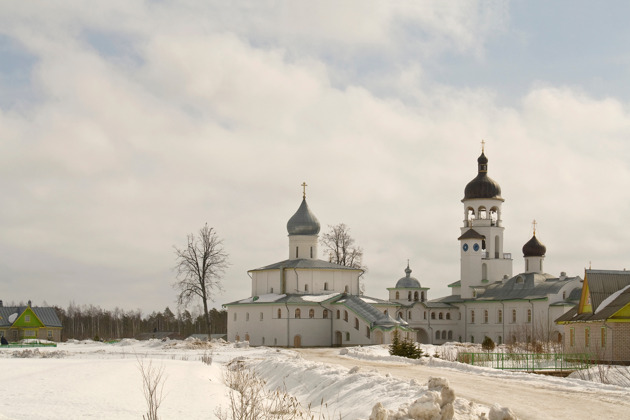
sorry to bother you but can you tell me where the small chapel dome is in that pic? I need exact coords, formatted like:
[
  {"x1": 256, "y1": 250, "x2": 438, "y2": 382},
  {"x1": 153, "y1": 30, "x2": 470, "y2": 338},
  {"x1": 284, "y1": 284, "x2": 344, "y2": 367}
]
[
  {"x1": 463, "y1": 151, "x2": 503, "y2": 201},
  {"x1": 522, "y1": 234, "x2": 546, "y2": 257},
  {"x1": 287, "y1": 197, "x2": 320, "y2": 236},
  {"x1": 395, "y1": 263, "x2": 421, "y2": 288}
]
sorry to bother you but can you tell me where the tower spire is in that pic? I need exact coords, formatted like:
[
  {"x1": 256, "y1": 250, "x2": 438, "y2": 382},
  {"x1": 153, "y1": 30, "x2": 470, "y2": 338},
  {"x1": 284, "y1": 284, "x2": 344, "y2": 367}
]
[{"x1": 481, "y1": 139, "x2": 485, "y2": 153}]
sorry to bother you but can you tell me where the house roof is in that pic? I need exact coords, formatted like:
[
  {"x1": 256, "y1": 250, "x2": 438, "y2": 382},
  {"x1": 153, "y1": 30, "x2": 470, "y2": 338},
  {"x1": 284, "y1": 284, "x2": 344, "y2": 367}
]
[
  {"x1": 249, "y1": 258, "x2": 362, "y2": 272},
  {"x1": 556, "y1": 270, "x2": 630, "y2": 323},
  {"x1": 0, "y1": 306, "x2": 62, "y2": 328},
  {"x1": 474, "y1": 272, "x2": 581, "y2": 301}
]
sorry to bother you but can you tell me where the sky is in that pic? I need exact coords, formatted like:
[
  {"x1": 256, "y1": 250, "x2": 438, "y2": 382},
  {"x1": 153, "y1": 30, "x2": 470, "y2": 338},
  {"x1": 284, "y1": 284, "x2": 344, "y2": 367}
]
[{"x1": 2, "y1": 1, "x2": 630, "y2": 316}]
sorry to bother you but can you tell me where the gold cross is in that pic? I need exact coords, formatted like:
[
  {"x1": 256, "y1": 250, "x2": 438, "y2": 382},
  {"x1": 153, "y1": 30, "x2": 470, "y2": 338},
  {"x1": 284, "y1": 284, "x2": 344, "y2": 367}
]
[
  {"x1": 481, "y1": 139, "x2": 485, "y2": 152},
  {"x1": 301, "y1": 182, "x2": 307, "y2": 198},
  {"x1": 532, "y1": 219, "x2": 537, "y2": 235}
]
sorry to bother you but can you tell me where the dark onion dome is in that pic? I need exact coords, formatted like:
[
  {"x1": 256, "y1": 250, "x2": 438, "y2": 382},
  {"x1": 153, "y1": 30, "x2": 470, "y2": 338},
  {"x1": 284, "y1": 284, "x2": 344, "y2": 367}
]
[
  {"x1": 522, "y1": 234, "x2": 546, "y2": 257},
  {"x1": 395, "y1": 264, "x2": 421, "y2": 288},
  {"x1": 287, "y1": 198, "x2": 320, "y2": 236},
  {"x1": 463, "y1": 152, "x2": 503, "y2": 201}
]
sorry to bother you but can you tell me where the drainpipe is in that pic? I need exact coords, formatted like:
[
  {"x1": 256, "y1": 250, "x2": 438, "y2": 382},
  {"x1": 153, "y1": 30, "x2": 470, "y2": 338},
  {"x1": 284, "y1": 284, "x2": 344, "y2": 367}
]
[
  {"x1": 530, "y1": 300, "x2": 535, "y2": 342},
  {"x1": 463, "y1": 303, "x2": 467, "y2": 343},
  {"x1": 501, "y1": 301, "x2": 505, "y2": 345},
  {"x1": 427, "y1": 309, "x2": 432, "y2": 344},
  {"x1": 284, "y1": 302, "x2": 290, "y2": 347},
  {"x1": 293, "y1": 267, "x2": 300, "y2": 293}
]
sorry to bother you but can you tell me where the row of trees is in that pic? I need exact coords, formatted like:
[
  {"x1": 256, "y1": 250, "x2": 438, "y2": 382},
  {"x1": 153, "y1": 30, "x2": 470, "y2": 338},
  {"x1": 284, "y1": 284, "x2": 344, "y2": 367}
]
[{"x1": 54, "y1": 304, "x2": 227, "y2": 341}]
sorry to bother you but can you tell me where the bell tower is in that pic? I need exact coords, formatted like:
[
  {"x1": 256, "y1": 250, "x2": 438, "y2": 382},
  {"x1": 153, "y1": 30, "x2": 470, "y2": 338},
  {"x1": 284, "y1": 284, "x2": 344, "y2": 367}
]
[{"x1": 459, "y1": 143, "x2": 512, "y2": 298}]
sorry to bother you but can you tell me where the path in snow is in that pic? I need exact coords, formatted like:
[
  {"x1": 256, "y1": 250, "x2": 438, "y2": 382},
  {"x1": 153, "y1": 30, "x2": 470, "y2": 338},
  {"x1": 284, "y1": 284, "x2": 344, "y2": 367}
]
[{"x1": 295, "y1": 348, "x2": 630, "y2": 420}]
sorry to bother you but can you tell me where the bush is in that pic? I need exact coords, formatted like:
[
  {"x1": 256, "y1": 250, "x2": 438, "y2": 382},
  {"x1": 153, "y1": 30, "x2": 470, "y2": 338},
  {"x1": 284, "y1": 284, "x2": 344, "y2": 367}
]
[{"x1": 482, "y1": 336, "x2": 495, "y2": 352}]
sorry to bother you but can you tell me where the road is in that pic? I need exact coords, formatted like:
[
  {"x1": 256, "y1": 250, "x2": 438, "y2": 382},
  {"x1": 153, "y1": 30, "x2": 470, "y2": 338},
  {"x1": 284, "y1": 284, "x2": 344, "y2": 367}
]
[{"x1": 295, "y1": 348, "x2": 630, "y2": 420}]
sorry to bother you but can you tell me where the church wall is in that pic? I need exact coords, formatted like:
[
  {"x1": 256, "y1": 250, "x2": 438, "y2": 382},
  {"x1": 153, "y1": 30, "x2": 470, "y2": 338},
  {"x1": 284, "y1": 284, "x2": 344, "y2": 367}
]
[
  {"x1": 251, "y1": 270, "x2": 282, "y2": 296},
  {"x1": 284, "y1": 269, "x2": 358, "y2": 295},
  {"x1": 484, "y1": 258, "x2": 512, "y2": 283}
]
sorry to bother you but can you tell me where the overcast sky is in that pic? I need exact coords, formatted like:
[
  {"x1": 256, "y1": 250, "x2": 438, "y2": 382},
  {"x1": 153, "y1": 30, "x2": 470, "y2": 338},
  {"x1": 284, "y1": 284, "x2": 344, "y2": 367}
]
[{"x1": 2, "y1": 1, "x2": 630, "y2": 316}]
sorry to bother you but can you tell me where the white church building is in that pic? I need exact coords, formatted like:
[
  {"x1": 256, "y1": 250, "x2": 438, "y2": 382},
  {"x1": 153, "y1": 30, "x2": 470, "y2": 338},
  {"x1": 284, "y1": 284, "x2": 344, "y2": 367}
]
[{"x1": 225, "y1": 149, "x2": 582, "y2": 347}]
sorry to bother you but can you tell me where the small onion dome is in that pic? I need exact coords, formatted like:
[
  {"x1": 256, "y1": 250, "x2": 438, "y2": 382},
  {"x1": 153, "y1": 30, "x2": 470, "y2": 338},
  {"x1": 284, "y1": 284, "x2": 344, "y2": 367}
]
[
  {"x1": 395, "y1": 264, "x2": 421, "y2": 288},
  {"x1": 463, "y1": 152, "x2": 503, "y2": 201},
  {"x1": 286, "y1": 198, "x2": 320, "y2": 236},
  {"x1": 522, "y1": 234, "x2": 546, "y2": 257}
]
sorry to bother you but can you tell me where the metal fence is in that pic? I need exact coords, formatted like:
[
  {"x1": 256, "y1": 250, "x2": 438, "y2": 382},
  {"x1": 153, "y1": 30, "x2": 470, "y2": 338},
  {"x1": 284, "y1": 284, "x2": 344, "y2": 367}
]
[
  {"x1": 0, "y1": 343, "x2": 57, "y2": 348},
  {"x1": 457, "y1": 352, "x2": 591, "y2": 372}
]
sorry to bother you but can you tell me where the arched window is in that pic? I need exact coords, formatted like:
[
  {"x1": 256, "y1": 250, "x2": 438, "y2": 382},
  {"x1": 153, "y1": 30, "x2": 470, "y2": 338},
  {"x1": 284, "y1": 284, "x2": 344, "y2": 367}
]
[
  {"x1": 414, "y1": 291, "x2": 419, "y2": 301},
  {"x1": 324, "y1": 282, "x2": 329, "y2": 291},
  {"x1": 323, "y1": 309, "x2": 329, "y2": 319},
  {"x1": 439, "y1": 312, "x2": 443, "y2": 320},
  {"x1": 431, "y1": 312, "x2": 435, "y2": 320},
  {"x1": 260, "y1": 312, "x2": 263, "y2": 321},
  {"x1": 295, "y1": 309, "x2": 301, "y2": 319},
  {"x1": 447, "y1": 330, "x2": 453, "y2": 340},
  {"x1": 336, "y1": 310, "x2": 340, "y2": 319},
  {"x1": 309, "y1": 309, "x2": 314, "y2": 319},
  {"x1": 446, "y1": 313, "x2": 451, "y2": 320},
  {"x1": 470, "y1": 310, "x2": 475, "y2": 323},
  {"x1": 435, "y1": 330, "x2": 440, "y2": 340},
  {"x1": 398, "y1": 311, "x2": 403, "y2": 318},
  {"x1": 470, "y1": 335, "x2": 474, "y2": 344},
  {"x1": 354, "y1": 318, "x2": 359, "y2": 330},
  {"x1": 262, "y1": 337, "x2": 265, "y2": 345},
  {"x1": 421, "y1": 292, "x2": 425, "y2": 302},
  {"x1": 408, "y1": 311, "x2": 412, "y2": 320},
  {"x1": 344, "y1": 311, "x2": 348, "y2": 322},
  {"x1": 344, "y1": 285, "x2": 349, "y2": 293},
  {"x1": 512, "y1": 309, "x2": 517, "y2": 323},
  {"x1": 395, "y1": 291, "x2": 400, "y2": 300},
  {"x1": 527, "y1": 309, "x2": 532, "y2": 323},
  {"x1": 424, "y1": 311, "x2": 427, "y2": 320},
  {"x1": 277, "y1": 309, "x2": 282, "y2": 318},
  {"x1": 490, "y1": 207, "x2": 498, "y2": 225},
  {"x1": 270, "y1": 287, "x2": 274, "y2": 293},
  {"x1": 346, "y1": 332, "x2": 350, "y2": 341},
  {"x1": 497, "y1": 309, "x2": 502, "y2": 323},
  {"x1": 441, "y1": 331, "x2": 446, "y2": 340},
  {"x1": 478, "y1": 206, "x2": 487, "y2": 219},
  {"x1": 246, "y1": 312, "x2": 250, "y2": 322},
  {"x1": 498, "y1": 335, "x2": 502, "y2": 345},
  {"x1": 408, "y1": 291, "x2": 412, "y2": 301},
  {"x1": 495, "y1": 235, "x2": 500, "y2": 258},
  {"x1": 304, "y1": 284, "x2": 309, "y2": 292},
  {"x1": 484, "y1": 310, "x2": 488, "y2": 323},
  {"x1": 366, "y1": 326, "x2": 370, "y2": 338}
]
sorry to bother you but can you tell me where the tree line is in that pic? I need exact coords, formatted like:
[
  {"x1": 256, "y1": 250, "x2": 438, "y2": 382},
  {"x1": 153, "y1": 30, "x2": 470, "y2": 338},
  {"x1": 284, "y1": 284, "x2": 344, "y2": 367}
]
[{"x1": 53, "y1": 303, "x2": 227, "y2": 341}]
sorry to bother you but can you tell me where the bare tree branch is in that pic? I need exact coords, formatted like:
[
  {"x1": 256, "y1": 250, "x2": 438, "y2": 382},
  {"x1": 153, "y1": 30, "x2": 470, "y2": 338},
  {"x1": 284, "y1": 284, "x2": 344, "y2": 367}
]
[
  {"x1": 320, "y1": 223, "x2": 367, "y2": 273},
  {"x1": 173, "y1": 224, "x2": 229, "y2": 335}
]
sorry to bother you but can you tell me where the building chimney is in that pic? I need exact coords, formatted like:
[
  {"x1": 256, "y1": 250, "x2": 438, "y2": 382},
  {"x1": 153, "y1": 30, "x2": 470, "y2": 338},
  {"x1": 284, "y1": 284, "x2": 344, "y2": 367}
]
[{"x1": 28, "y1": 300, "x2": 31, "y2": 307}]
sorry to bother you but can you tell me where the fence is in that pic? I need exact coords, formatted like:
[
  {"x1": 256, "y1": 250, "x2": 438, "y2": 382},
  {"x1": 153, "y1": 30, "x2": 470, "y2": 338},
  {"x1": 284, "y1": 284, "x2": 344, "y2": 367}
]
[
  {"x1": 457, "y1": 352, "x2": 591, "y2": 372},
  {"x1": 0, "y1": 343, "x2": 57, "y2": 348}
]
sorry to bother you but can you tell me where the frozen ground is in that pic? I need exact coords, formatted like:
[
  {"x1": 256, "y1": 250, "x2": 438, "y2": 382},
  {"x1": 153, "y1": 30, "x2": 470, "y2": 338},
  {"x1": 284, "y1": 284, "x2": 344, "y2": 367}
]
[{"x1": 0, "y1": 340, "x2": 627, "y2": 419}]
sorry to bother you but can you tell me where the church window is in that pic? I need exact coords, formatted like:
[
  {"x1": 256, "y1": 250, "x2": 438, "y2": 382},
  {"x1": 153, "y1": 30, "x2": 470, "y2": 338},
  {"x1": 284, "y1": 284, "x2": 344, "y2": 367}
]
[
  {"x1": 323, "y1": 309, "x2": 329, "y2": 319},
  {"x1": 346, "y1": 332, "x2": 350, "y2": 341},
  {"x1": 570, "y1": 328, "x2": 575, "y2": 347},
  {"x1": 601, "y1": 327, "x2": 606, "y2": 348},
  {"x1": 497, "y1": 309, "x2": 502, "y2": 323},
  {"x1": 478, "y1": 206, "x2": 487, "y2": 219},
  {"x1": 424, "y1": 311, "x2": 427, "y2": 320},
  {"x1": 408, "y1": 311, "x2": 412, "y2": 320},
  {"x1": 585, "y1": 328, "x2": 590, "y2": 348},
  {"x1": 296, "y1": 246, "x2": 299, "y2": 258},
  {"x1": 260, "y1": 312, "x2": 263, "y2": 321},
  {"x1": 470, "y1": 310, "x2": 475, "y2": 323},
  {"x1": 336, "y1": 310, "x2": 340, "y2": 319},
  {"x1": 435, "y1": 330, "x2": 440, "y2": 340},
  {"x1": 246, "y1": 313, "x2": 249, "y2": 322},
  {"x1": 310, "y1": 247, "x2": 313, "y2": 258},
  {"x1": 563, "y1": 291, "x2": 566, "y2": 300},
  {"x1": 484, "y1": 310, "x2": 488, "y2": 324},
  {"x1": 498, "y1": 335, "x2": 502, "y2": 345},
  {"x1": 447, "y1": 330, "x2": 453, "y2": 340},
  {"x1": 355, "y1": 318, "x2": 359, "y2": 330},
  {"x1": 446, "y1": 313, "x2": 451, "y2": 320},
  {"x1": 398, "y1": 311, "x2": 403, "y2": 319},
  {"x1": 344, "y1": 285, "x2": 349, "y2": 293},
  {"x1": 295, "y1": 309, "x2": 301, "y2": 319},
  {"x1": 305, "y1": 284, "x2": 309, "y2": 292},
  {"x1": 421, "y1": 292, "x2": 425, "y2": 302},
  {"x1": 431, "y1": 312, "x2": 435, "y2": 320},
  {"x1": 324, "y1": 282, "x2": 329, "y2": 291},
  {"x1": 470, "y1": 336, "x2": 475, "y2": 344},
  {"x1": 262, "y1": 337, "x2": 265, "y2": 345},
  {"x1": 516, "y1": 276, "x2": 523, "y2": 284},
  {"x1": 439, "y1": 312, "x2": 443, "y2": 320},
  {"x1": 270, "y1": 287, "x2": 273, "y2": 293},
  {"x1": 395, "y1": 291, "x2": 399, "y2": 300},
  {"x1": 277, "y1": 309, "x2": 282, "y2": 318},
  {"x1": 309, "y1": 309, "x2": 314, "y2": 319},
  {"x1": 512, "y1": 309, "x2": 517, "y2": 323},
  {"x1": 525, "y1": 260, "x2": 529, "y2": 271},
  {"x1": 344, "y1": 311, "x2": 348, "y2": 322},
  {"x1": 442, "y1": 331, "x2": 446, "y2": 340},
  {"x1": 408, "y1": 291, "x2": 412, "y2": 301},
  {"x1": 414, "y1": 292, "x2": 419, "y2": 301},
  {"x1": 494, "y1": 235, "x2": 500, "y2": 258},
  {"x1": 366, "y1": 326, "x2": 370, "y2": 338}
]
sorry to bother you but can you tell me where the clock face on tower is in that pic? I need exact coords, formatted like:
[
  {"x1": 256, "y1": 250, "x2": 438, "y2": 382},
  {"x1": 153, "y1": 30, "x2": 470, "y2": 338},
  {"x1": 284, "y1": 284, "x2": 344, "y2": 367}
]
[
  {"x1": 473, "y1": 243, "x2": 480, "y2": 252},
  {"x1": 462, "y1": 243, "x2": 469, "y2": 252}
]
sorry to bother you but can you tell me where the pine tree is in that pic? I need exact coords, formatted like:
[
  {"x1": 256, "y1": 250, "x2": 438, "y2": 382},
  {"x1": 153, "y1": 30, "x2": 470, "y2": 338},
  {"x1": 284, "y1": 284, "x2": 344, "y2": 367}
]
[{"x1": 389, "y1": 330, "x2": 401, "y2": 356}]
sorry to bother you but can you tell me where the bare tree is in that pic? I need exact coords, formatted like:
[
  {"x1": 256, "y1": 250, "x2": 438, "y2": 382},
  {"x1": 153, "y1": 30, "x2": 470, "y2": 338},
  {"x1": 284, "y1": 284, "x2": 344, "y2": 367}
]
[
  {"x1": 173, "y1": 224, "x2": 228, "y2": 335},
  {"x1": 320, "y1": 223, "x2": 366, "y2": 271}
]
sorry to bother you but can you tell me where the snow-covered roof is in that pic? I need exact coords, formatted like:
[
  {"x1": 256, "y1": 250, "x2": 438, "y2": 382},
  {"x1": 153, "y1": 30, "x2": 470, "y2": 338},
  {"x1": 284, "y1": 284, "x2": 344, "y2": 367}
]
[
  {"x1": 473, "y1": 272, "x2": 581, "y2": 302},
  {"x1": 249, "y1": 258, "x2": 362, "y2": 272}
]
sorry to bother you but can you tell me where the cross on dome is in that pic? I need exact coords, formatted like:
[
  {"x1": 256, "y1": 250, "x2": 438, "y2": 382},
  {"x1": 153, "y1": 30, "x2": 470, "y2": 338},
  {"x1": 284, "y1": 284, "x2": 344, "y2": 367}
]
[{"x1": 301, "y1": 182, "x2": 308, "y2": 198}]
